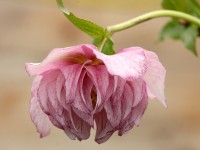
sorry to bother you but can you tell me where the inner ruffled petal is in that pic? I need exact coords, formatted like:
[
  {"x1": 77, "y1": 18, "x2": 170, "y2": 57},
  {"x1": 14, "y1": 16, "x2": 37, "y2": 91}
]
[
  {"x1": 30, "y1": 76, "x2": 51, "y2": 138},
  {"x1": 47, "y1": 81, "x2": 63, "y2": 116},
  {"x1": 104, "y1": 77, "x2": 133, "y2": 128},
  {"x1": 69, "y1": 108, "x2": 91, "y2": 140},
  {"x1": 80, "y1": 72, "x2": 97, "y2": 111},
  {"x1": 60, "y1": 64, "x2": 84, "y2": 105},
  {"x1": 128, "y1": 78, "x2": 146, "y2": 107},
  {"x1": 38, "y1": 70, "x2": 60, "y2": 115},
  {"x1": 38, "y1": 70, "x2": 75, "y2": 131},
  {"x1": 85, "y1": 65, "x2": 113, "y2": 113},
  {"x1": 94, "y1": 109, "x2": 114, "y2": 144},
  {"x1": 118, "y1": 86, "x2": 148, "y2": 136}
]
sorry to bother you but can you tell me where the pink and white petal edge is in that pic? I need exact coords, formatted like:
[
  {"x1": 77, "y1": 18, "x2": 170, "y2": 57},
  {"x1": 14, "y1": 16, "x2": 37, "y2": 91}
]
[
  {"x1": 92, "y1": 47, "x2": 146, "y2": 80},
  {"x1": 25, "y1": 44, "x2": 97, "y2": 76},
  {"x1": 30, "y1": 76, "x2": 51, "y2": 138},
  {"x1": 143, "y1": 51, "x2": 167, "y2": 108}
]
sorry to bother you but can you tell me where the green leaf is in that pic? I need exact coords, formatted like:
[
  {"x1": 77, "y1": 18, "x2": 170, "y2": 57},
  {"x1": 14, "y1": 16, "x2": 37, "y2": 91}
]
[
  {"x1": 93, "y1": 37, "x2": 115, "y2": 55},
  {"x1": 162, "y1": 0, "x2": 200, "y2": 17},
  {"x1": 56, "y1": 0, "x2": 108, "y2": 38},
  {"x1": 93, "y1": 36, "x2": 103, "y2": 47},
  {"x1": 160, "y1": 0, "x2": 200, "y2": 55},
  {"x1": 159, "y1": 20, "x2": 186, "y2": 41},
  {"x1": 101, "y1": 38, "x2": 115, "y2": 55},
  {"x1": 159, "y1": 20, "x2": 199, "y2": 55},
  {"x1": 181, "y1": 24, "x2": 199, "y2": 55},
  {"x1": 162, "y1": 0, "x2": 186, "y2": 12},
  {"x1": 56, "y1": 0, "x2": 115, "y2": 55}
]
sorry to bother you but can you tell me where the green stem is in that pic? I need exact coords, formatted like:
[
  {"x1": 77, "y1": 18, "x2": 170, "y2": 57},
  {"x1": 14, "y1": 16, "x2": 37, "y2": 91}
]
[
  {"x1": 107, "y1": 10, "x2": 200, "y2": 34},
  {"x1": 99, "y1": 37, "x2": 107, "y2": 52}
]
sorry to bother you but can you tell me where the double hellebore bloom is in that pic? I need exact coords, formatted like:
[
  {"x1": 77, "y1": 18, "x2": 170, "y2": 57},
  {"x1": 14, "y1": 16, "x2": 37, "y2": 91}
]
[{"x1": 25, "y1": 44, "x2": 166, "y2": 144}]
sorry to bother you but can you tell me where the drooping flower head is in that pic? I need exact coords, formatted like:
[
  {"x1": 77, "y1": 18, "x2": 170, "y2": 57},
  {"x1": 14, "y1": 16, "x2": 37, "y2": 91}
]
[{"x1": 25, "y1": 44, "x2": 166, "y2": 144}]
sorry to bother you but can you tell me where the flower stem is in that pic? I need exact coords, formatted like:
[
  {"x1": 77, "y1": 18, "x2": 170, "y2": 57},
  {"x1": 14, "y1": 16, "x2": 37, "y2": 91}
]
[
  {"x1": 99, "y1": 37, "x2": 107, "y2": 52},
  {"x1": 107, "y1": 10, "x2": 200, "y2": 34}
]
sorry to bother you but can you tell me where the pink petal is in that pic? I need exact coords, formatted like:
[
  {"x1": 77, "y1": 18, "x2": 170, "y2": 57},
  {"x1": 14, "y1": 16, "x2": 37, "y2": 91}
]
[
  {"x1": 60, "y1": 64, "x2": 84, "y2": 105},
  {"x1": 47, "y1": 80, "x2": 63, "y2": 116},
  {"x1": 118, "y1": 79, "x2": 148, "y2": 135},
  {"x1": 86, "y1": 65, "x2": 113, "y2": 113},
  {"x1": 37, "y1": 70, "x2": 60, "y2": 114},
  {"x1": 120, "y1": 83, "x2": 134, "y2": 121},
  {"x1": 72, "y1": 107, "x2": 93, "y2": 126},
  {"x1": 128, "y1": 79, "x2": 146, "y2": 107},
  {"x1": 37, "y1": 70, "x2": 65, "y2": 129},
  {"x1": 143, "y1": 51, "x2": 167, "y2": 107},
  {"x1": 130, "y1": 81, "x2": 148, "y2": 126},
  {"x1": 113, "y1": 76, "x2": 126, "y2": 97},
  {"x1": 30, "y1": 76, "x2": 51, "y2": 138},
  {"x1": 25, "y1": 61, "x2": 70, "y2": 76},
  {"x1": 69, "y1": 108, "x2": 91, "y2": 140},
  {"x1": 30, "y1": 97, "x2": 52, "y2": 138},
  {"x1": 104, "y1": 97, "x2": 121, "y2": 128},
  {"x1": 71, "y1": 71, "x2": 94, "y2": 126},
  {"x1": 72, "y1": 70, "x2": 91, "y2": 114},
  {"x1": 118, "y1": 88, "x2": 148, "y2": 136},
  {"x1": 63, "y1": 127, "x2": 77, "y2": 140},
  {"x1": 104, "y1": 77, "x2": 132, "y2": 128},
  {"x1": 80, "y1": 73, "x2": 94, "y2": 112},
  {"x1": 59, "y1": 109, "x2": 77, "y2": 140},
  {"x1": 132, "y1": 87, "x2": 148, "y2": 126},
  {"x1": 92, "y1": 47, "x2": 146, "y2": 80},
  {"x1": 53, "y1": 107, "x2": 91, "y2": 141},
  {"x1": 94, "y1": 109, "x2": 114, "y2": 144},
  {"x1": 25, "y1": 44, "x2": 97, "y2": 76},
  {"x1": 55, "y1": 72, "x2": 66, "y2": 107}
]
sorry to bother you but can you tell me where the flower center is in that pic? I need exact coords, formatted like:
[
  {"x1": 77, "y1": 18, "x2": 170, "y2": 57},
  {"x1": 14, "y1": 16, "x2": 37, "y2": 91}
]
[
  {"x1": 63, "y1": 53, "x2": 88, "y2": 64},
  {"x1": 90, "y1": 58, "x2": 103, "y2": 66},
  {"x1": 63, "y1": 53, "x2": 104, "y2": 65},
  {"x1": 91, "y1": 88, "x2": 97, "y2": 109}
]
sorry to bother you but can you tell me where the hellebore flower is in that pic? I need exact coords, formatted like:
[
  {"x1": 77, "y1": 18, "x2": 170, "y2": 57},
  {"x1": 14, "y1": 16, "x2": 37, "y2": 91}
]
[{"x1": 25, "y1": 44, "x2": 166, "y2": 144}]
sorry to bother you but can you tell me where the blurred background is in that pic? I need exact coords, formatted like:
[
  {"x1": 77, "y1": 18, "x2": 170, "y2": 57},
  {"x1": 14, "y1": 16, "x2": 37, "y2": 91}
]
[{"x1": 0, "y1": 0, "x2": 200, "y2": 150}]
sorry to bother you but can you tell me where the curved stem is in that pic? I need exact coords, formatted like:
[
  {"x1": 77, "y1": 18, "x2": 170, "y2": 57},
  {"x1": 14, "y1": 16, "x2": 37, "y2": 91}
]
[{"x1": 107, "y1": 10, "x2": 200, "y2": 34}]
